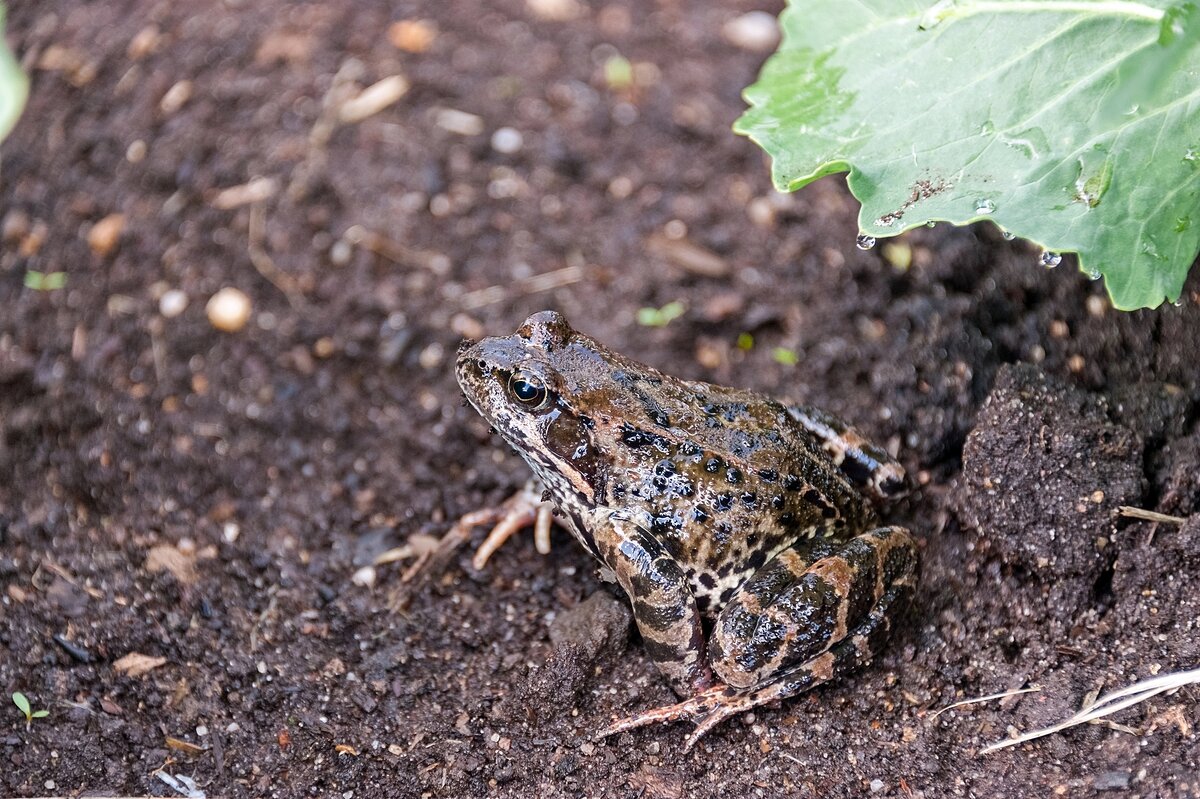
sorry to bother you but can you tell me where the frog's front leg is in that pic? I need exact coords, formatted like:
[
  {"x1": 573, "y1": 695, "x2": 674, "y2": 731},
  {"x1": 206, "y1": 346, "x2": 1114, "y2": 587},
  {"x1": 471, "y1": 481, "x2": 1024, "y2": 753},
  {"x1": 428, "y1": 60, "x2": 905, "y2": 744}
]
[
  {"x1": 423, "y1": 480, "x2": 555, "y2": 577},
  {"x1": 594, "y1": 511, "x2": 713, "y2": 695},
  {"x1": 786, "y1": 404, "x2": 909, "y2": 500},
  {"x1": 599, "y1": 526, "x2": 916, "y2": 749}
]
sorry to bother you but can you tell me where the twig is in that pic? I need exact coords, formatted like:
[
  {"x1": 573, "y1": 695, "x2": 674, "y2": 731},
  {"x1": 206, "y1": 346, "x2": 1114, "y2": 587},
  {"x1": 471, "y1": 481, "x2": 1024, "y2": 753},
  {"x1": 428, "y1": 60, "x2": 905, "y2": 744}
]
[
  {"x1": 458, "y1": 265, "x2": 587, "y2": 310},
  {"x1": 929, "y1": 685, "x2": 1041, "y2": 719},
  {"x1": 248, "y1": 202, "x2": 303, "y2": 309},
  {"x1": 1117, "y1": 506, "x2": 1186, "y2": 525},
  {"x1": 981, "y1": 666, "x2": 1200, "y2": 754}
]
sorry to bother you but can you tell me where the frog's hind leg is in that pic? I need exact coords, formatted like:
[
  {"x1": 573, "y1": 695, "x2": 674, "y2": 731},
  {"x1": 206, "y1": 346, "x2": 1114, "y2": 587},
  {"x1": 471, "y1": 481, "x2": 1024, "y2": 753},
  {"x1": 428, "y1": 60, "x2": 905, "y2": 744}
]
[
  {"x1": 786, "y1": 405, "x2": 908, "y2": 501},
  {"x1": 596, "y1": 526, "x2": 916, "y2": 750}
]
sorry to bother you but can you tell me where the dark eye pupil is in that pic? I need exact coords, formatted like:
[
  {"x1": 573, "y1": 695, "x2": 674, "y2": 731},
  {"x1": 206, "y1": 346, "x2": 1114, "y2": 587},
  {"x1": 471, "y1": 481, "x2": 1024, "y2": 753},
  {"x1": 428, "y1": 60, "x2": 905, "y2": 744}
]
[{"x1": 512, "y1": 380, "x2": 539, "y2": 402}]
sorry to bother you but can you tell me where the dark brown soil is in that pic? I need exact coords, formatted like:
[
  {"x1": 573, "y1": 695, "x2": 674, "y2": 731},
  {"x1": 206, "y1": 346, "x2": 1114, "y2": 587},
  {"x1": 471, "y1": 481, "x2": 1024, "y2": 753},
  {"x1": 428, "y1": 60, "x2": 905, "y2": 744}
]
[{"x1": 3, "y1": 2, "x2": 1199, "y2": 797}]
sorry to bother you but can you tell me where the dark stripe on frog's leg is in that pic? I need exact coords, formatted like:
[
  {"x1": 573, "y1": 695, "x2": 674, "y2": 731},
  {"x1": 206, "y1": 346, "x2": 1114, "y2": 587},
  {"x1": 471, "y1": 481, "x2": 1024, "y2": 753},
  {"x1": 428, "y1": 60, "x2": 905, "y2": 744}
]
[
  {"x1": 786, "y1": 405, "x2": 909, "y2": 501},
  {"x1": 709, "y1": 526, "x2": 916, "y2": 690},
  {"x1": 596, "y1": 512, "x2": 713, "y2": 696},
  {"x1": 597, "y1": 527, "x2": 916, "y2": 750}
]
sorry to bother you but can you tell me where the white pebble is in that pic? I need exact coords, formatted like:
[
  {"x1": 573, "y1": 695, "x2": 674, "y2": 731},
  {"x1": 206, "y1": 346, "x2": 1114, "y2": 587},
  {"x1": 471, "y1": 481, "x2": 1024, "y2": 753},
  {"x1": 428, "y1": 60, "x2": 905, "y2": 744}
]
[
  {"x1": 159, "y1": 80, "x2": 193, "y2": 115},
  {"x1": 222, "y1": 522, "x2": 240, "y2": 543},
  {"x1": 159, "y1": 289, "x2": 189, "y2": 318},
  {"x1": 722, "y1": 11, "x2": 780, "y2": 52},
  {"x1": 206, "y1": 287, "x2": 252, "y2": 332},
  {"x1": 435, "y1": 108, "x2": 484, "y2": 136},
  {"x1": 490, "y1": 127, "x2": 524, "y2": 154},
  {"x1": 352, "y1": 565, "x2": 377, "y2": 587}
]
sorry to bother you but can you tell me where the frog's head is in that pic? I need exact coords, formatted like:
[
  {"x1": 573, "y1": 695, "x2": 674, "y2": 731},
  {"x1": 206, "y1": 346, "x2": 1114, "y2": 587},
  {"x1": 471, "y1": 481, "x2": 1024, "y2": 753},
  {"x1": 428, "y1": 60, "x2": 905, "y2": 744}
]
[{"x1": 456, "y1": 311, "x2": 615, "y2": 507}]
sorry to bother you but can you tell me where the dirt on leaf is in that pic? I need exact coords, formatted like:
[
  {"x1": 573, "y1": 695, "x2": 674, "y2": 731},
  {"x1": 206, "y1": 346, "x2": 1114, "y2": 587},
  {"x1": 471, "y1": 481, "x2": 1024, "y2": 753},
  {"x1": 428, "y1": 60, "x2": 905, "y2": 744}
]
[{"x1": 2, "y1": 2, "x2": 1199, "y2": 798}]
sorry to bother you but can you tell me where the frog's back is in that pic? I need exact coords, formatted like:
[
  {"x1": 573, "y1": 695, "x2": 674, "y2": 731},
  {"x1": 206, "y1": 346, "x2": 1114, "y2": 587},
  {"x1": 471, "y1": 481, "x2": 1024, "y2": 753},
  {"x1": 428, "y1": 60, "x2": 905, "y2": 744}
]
[{"x1": 552, "y1": 339, "x2": 873, "y2": 610}]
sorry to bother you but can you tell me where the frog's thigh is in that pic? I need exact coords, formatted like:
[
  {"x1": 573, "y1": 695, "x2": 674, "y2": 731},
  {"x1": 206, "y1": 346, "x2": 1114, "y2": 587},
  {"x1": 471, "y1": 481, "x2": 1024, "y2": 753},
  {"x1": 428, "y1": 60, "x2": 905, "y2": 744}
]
[
  {"x1": 596, "y1": 514, "x2": 712, "y2": 696},
  {"x1": 786, "y1": 405, "x2": 908, "y2": 500},
  {"x1": 709, "y1": 526, "x2": 916, "y2": 690}
]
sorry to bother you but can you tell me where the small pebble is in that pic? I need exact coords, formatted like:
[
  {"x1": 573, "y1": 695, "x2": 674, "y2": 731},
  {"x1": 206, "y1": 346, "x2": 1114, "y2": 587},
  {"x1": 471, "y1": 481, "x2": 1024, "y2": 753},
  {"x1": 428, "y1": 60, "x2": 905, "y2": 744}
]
[
  {"x1": 870, "y1": 779, "x2": 885, "y2": 793},
  {"x1": 206, "y1": 287, "x2": 252, "y2": 333},
  {"x1": 722, "y1": 11, "x2": 780, "y2": 52},
  {"x1": 160, "y1": 80, "x2": 193, "y2": 115},
  {"x1": 330, "y1": 238, "x2": 353, "y2": 266},
  {"x1": 88, "y1": 213, "x2": 125, "y2": 257},
  {"x1": 435, "y1": 108, "x2": 484, "y2": 136},
  {"x1": 490, "y1": 127, "x2": 524, "y2": 154},
  {"x1": 387, "y1": 20, "x2": 437, "y2": 53},
  {"x1": 2, "y1": 208, "x2": 30, "y2": 242},
  {"x1": 352, "y1": 565, "x2": 377, "y2": 587},
  {"x1": 159, "y1": 289, "x2": 188, "y2": 318},
  {"x1": 126, "y1": 139, "x2": 147, "y2": 163},
  {"x1": 526, "y1": 0, "x2": 583, "y2": 21}
]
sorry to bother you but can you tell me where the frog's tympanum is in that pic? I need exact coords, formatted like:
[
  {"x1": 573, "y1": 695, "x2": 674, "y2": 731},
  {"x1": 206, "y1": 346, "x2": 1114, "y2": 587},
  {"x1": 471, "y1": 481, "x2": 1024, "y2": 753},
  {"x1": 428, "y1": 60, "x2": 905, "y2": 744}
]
[{"x1": 455, "y1": 311, "x2": 917, "y2": 749}]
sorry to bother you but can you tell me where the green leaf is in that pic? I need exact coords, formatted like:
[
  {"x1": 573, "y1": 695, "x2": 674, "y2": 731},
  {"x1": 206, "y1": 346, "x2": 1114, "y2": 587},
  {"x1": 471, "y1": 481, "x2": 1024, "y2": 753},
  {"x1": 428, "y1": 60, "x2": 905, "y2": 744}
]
[
  {"x1": 772, "y1": 346, "x2": 800, "y2": 365},
  {"x1": 31, "y1": 710, "x2": 48, "y2": 719},
  {"x1": 636, "y1": 300, "x2": 686, "y2": 327},
  {"x1": 0, "y1": 5, "x2": 29, "y2": 141},
  {"x1": 735, "y1": 0, "x2": 1200, "y2": 310},
  {"x1": 23, "y1": 270, "x2": 66, "y2": 291},
  {"x1": 12, "y1": 692, "x2": 30, "y2": 717}
]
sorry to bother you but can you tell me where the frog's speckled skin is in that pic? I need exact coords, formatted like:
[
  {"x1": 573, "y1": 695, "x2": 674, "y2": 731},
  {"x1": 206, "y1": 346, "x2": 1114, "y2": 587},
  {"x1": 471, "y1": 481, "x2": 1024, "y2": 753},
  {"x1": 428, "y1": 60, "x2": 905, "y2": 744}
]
[{"x1": 456, "y1": 311, "x2": 917, "y2": 748}]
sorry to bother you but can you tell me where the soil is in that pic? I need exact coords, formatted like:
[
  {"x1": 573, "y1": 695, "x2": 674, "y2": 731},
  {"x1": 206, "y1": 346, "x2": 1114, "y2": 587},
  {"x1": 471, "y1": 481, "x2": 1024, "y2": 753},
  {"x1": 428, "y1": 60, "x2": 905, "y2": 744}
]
[{"x1": 2, "y1": 2, "x2": 1199, "y2": 797}]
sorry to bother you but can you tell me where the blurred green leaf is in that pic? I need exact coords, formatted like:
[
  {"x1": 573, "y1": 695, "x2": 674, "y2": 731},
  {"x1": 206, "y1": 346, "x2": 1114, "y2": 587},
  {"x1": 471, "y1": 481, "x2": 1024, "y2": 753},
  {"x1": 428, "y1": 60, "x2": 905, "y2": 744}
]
[
  {"x1": 0, "y1": 5, "x2": 28, "y2": 141},
  {"x1": 636, "y1": 300, "x2": 685, "y2": 327}
]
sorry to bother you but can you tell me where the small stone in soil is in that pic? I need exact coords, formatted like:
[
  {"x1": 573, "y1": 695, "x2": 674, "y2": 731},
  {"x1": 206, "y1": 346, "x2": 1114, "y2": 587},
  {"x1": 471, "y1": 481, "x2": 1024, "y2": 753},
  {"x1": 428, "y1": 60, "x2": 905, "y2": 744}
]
[{"x1": 206, "y1": 287, "x2": 252, "y2": 332}]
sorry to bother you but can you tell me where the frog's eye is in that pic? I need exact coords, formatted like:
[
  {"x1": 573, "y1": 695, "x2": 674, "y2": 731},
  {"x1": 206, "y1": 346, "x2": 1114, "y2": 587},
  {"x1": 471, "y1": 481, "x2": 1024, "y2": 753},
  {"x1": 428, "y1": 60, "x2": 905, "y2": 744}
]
[{"x1": 508, "y1": 371, "x2": 549, "y2": 410}]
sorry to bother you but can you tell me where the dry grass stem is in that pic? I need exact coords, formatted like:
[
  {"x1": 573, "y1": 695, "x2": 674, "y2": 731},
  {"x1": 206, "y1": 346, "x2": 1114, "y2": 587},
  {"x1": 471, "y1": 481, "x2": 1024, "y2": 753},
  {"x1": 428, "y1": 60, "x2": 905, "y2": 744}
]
[
  {"x1": 929, "y1": 686, "x2": 1041, "y2": 719},
  {"x1": 1117, "y1": 506, "x2": 1186, "y2": 525},
  {"x1": 981, "y1": 667, "x2": 1200, "y2": 754}
]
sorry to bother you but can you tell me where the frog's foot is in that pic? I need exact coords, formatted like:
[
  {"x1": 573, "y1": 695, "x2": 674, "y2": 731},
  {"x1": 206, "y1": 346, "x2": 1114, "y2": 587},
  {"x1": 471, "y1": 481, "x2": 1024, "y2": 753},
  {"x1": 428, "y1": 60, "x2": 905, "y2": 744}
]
[
  {"x1": 464, "y1": 482, "x2": 554, "y2": 570},
  {"x1": 400, "y1": 483, "x2": 552, "y2": 586},
  {"x1": 595, "y1": 683, "x2": 743, "y2": 752}
]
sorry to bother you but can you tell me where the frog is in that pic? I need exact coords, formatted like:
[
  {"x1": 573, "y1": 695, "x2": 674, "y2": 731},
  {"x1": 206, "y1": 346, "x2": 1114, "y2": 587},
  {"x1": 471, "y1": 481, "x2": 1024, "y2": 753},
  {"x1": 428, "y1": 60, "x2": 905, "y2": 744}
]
[{"x1": 453, "y1": 310, "x2": 917, "y2": 749}]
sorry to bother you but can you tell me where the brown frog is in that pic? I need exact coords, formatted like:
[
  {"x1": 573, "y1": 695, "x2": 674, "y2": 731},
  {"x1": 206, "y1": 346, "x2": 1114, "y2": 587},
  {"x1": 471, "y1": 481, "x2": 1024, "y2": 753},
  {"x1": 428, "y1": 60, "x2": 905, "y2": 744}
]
[{"x1": 454, "y1": 311, "x2": 917, "y2": 749}]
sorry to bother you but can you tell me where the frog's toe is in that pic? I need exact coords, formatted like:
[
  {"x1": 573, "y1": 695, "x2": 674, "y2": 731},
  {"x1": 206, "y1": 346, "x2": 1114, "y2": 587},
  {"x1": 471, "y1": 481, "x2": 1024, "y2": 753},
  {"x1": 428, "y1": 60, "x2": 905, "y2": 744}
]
[
  {"x1": 595, "y1": 683, "x2": 734, "y2": 743},
  {"x1": 470, "y1": 483, "x2": 552, "y2": 569}
]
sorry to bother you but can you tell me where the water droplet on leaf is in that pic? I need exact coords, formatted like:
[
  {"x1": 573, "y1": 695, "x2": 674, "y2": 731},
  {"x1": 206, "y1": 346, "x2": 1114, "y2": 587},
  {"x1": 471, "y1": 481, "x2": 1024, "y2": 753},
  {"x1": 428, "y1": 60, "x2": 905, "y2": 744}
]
[
  {"x1": 856, "y1": 234, "x2": 876, "y2": 250},
  {"x1": 1001, "y1": 231, "x2": 1015, "y2": 241},
  {"x1": 974, "y1": 199, "x2": 995, "y2": 214},
  {"x1": 925, "y1": 221, "x2": 936, "y2": 228},
  {"x1": 1039, "y1": 251, "x2": 1062, "y2": 269}
]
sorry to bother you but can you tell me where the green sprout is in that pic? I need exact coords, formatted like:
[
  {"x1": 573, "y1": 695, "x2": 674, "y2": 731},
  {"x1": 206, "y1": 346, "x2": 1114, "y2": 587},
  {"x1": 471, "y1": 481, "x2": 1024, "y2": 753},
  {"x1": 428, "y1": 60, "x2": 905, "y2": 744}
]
[
  {"x1": 771, "y1": 347, "x2": 799, "y2": 366},
  {"x1": 12, "y1": 692, "x2": 49, "y2": 729},
  {"x1": 604, "y1": 54, "x2": 633, "y2": 90},
  {"x1": 23, "y1": 270, "x2": 67, "y2": 291},
  {"x1": 636, "y1": 301, "x2": 685, "y2": 328},
  {"x1": 736, "y1": 332, "x2": 754, "y2": 350}
]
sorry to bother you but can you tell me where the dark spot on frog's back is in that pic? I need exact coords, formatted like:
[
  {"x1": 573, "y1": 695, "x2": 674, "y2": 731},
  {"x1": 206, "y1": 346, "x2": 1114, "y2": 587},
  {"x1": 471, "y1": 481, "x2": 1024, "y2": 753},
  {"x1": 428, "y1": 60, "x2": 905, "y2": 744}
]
[{"x1": 620, "y1": 423, "x2": 669, "y2": 451}]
